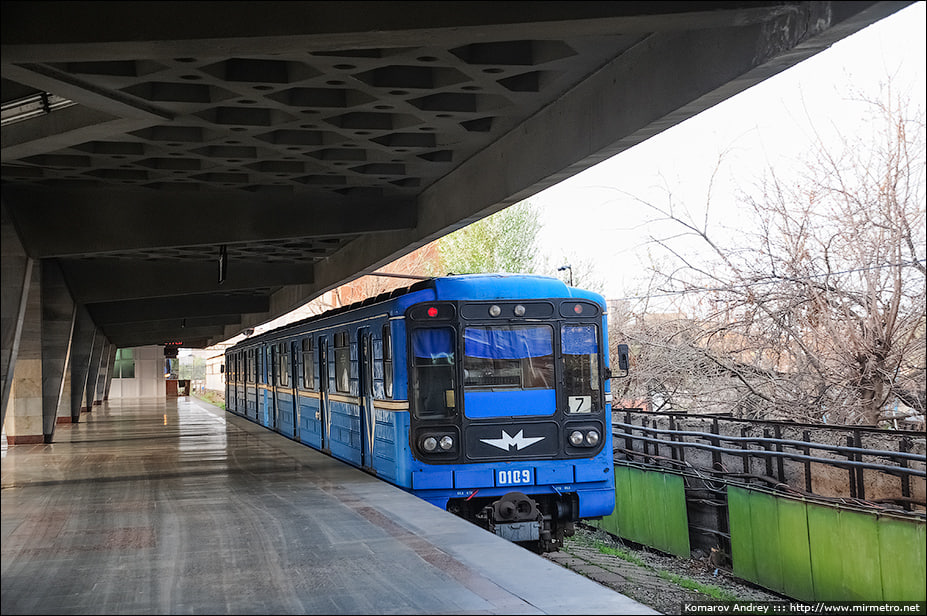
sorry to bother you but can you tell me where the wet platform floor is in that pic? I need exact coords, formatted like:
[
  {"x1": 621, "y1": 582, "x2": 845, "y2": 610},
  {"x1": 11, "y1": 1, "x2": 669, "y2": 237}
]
[{"x1": 1, "y1": 396, "x2": 657, "y2": 615}]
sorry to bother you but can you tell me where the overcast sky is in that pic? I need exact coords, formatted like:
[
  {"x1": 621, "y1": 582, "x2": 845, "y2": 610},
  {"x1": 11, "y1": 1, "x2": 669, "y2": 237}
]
[{"x1": 533, "y1": 2, "x2": 926, "y2": 299}]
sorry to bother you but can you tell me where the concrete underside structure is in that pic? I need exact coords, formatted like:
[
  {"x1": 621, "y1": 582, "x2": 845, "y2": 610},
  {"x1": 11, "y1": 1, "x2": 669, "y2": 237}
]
[{"x1": 0, "y1": 1, "x2": 913, "y2": 442}]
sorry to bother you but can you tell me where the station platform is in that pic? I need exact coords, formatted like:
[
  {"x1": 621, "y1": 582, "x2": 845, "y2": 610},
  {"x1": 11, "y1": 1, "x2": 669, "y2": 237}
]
[{"x1": 1, "y1": 396, "x2": 656, "y2": 615}]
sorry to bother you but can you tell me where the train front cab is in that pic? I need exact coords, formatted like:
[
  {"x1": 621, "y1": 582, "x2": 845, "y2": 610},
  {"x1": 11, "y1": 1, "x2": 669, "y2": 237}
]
[{"x1": 404, "y1": 295, "x2": 620, "y2": 552}]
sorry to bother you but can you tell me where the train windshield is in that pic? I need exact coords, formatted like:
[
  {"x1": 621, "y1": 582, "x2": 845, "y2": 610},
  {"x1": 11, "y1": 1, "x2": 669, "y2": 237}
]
[
  {"x1": 463, "y1": 325, "x2": 556, "y2": 418},
  {"x1": 411, "y1": 327, "x2": 457, "y2": 419},
  {"x1": 561, "y1": 324, "x2": 600, "y2": 413}
]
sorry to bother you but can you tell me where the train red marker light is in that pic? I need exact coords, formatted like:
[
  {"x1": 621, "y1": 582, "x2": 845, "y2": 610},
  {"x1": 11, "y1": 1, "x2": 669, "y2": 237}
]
[
  {"x1": 427, "y1": 306, "x2": 438, "y2": 317},
  {"x1": 573, "y1": 304, "x2": 583, "y2": 314}
]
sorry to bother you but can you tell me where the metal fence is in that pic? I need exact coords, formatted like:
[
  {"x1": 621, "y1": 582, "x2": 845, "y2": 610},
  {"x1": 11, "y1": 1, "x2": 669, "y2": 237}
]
[{"x1": 596, "y1": 410, "x2": 927, "y2": 601}]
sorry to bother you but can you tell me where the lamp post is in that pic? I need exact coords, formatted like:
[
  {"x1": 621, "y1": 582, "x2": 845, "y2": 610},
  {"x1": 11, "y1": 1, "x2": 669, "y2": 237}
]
[{"x1": 557, "y1": 264, "x2": 573, "y2": 286}]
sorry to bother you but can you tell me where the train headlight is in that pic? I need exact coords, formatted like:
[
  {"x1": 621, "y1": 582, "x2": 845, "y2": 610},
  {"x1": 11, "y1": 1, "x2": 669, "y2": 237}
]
[
  {"x1": 514, "y1": 304, "x2": 526, "y2": 316},
  {"x1": 439, "y1": 435, "x2": 454, "y2": 450},
  {"x1": 422, "y1": 436, "x2": 438, "y2": 452},
  {"x1": 585, "y1": 430, "x2": 600, "y2": 446},
  {"x1": 489, "y1": 304, "x2": 502, "y2": 317},
  {"x1": 569, "y1": 430, "x2": 584, "y2": 446}
]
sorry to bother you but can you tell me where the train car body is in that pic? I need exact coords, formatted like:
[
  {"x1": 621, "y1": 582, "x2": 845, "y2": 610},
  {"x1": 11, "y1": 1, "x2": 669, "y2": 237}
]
[{"x1": 225, "y1": 273, "x2": 623, "y2": 552}]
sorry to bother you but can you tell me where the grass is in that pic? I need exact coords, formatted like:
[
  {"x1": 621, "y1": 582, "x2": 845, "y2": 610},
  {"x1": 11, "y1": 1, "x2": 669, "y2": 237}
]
[
  {"x1": 194, "y1": 390, "x2": 225, "y2": 410},
  {"x1": 590, "y1": 537, "x2": 743, "y2": 602},
  {"x1": 596, "y1": 544, "x2": 648, "y2": 567},
  {"x1": 657, "y1": 569, "x2": 741, "y2": 602}
]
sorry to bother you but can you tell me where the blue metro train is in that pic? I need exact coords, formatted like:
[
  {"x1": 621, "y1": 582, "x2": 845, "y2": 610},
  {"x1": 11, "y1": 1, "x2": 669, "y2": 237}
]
[{"x1": 224, "y1": 273, "x2": 628, "y2": 552}]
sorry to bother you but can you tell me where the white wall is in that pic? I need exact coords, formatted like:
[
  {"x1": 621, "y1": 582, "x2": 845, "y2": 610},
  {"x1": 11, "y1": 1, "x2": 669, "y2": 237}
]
[
  {"x1": 109, "y1": 345, "x2": 166, "y2": 398},
  {"x1": 205, "y1": 353, "x2": 225, "y2": 392}
]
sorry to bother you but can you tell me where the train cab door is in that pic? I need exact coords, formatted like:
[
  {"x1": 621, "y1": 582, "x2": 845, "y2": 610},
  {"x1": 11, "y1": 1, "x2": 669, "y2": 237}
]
[
  {"x1": 319, "y1": 337, "x2": 330, "y2": 453},
  {"x1": 358, "y1": 329, "x2": 375, "y2": 470}
]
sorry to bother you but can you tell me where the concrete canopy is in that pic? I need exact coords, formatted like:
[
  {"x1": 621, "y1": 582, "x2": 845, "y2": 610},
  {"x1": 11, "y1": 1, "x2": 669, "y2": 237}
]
[{"x1": 1, "y1": 1, "x2": 912, "y2": 349}]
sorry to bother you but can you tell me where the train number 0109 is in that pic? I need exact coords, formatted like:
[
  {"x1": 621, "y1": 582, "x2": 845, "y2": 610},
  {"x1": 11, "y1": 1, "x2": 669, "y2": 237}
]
[{"x1": 497, "y1": 469, "x2": 532, "y2": 485}]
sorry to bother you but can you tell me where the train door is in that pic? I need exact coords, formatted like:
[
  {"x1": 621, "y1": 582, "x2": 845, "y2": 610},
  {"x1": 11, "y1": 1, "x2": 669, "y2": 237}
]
[
  {"x1": 358, "y1": 328, "x2": 375, "y2": 469},
  {"x1": 257, "y1": 345, "x2": 267, "y2": 422},
  {"x1": 290, "y1": 340, "x2": 300, "y2": 442},
  {"x1": 236, "y1": 351, "x2": 245, "y2": 412},
  {"x1": 296, "y1": 336, "x2": 320, "y2": 448},
  {"x1": 244, "y1": 348, "x2": 254, "y2": 420},
  {"x1": 319, "y1": 337, "x2": 330, "y2": 452},
  {"x1": 225, "y1": 353, "x2": 232, "y2": 412},
  {"x1": 266, "y1": 344, "x2": 278, "y2": 430},
  {"x1": 248, "y1": 348, "x2": 259, "y2": 422}
]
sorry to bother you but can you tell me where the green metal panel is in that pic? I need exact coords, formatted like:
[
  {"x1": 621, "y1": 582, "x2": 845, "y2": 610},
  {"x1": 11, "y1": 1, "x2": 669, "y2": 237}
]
[
  {"x1": 776, "y1": 496, "x2": 814, "y2": 601},
  {"x1": 731, "y1": 487, "x2": 926, "y2": 603},
  {"x1": 604, "y1": 464, "x2": 690, "y2": 558},
  {"x1": 641, "y1": 468, "x2": 667, "y2": 549},
  {"x1": 879, "y1": 515, "x2": 927, "y2": 601},
  {"x1": 628, "y1": 467, "x2": 651, "y2": 545},
  {"x1": 806, "y1": 501, "x2": 847, "y2": 600},
  {"x1": 728, "y1": 486, "x2": 759, "y2": 583},
  {"x1": 660, "y1": 472, "x2": 691, "y2": 558},
  {"x1": 751, "y1": 491, "x2": 786, "y2": 593},
  {"x1": 840, "y1": 508, "x2": 884, "y2": 601}
]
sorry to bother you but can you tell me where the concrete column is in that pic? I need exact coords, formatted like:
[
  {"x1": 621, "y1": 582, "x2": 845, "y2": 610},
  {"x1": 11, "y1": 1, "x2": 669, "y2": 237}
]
[
  {"x1": 85, "y1": 331, "x2": 105, "y2": 410},
  {"x1": 56, "y1": 352, "x2": 73, "y2": 425},
  {"x1": 103, "y1": 344, "x2": 117, "y2": 400},
  {"x1": 41, "y1": 259, "x2": 77, "y2": 443},
  {"x1": 70, "y1": 306, "x2": 96, "y2": 422},
  {"x1": 4, "y1": 261, "x2": 43, "y2": 444},
  {"x1": 94, "y1": 340, "x2": 112, "y2": 404},
  {"x1": 1, "y1": 201, "x2": 34, "y2": 431}
]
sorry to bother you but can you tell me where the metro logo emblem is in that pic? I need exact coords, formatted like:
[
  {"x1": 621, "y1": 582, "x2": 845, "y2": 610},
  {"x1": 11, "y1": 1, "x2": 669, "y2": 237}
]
[{"x1": 480, "y1": 429, "x2": 545, "y2": 451}]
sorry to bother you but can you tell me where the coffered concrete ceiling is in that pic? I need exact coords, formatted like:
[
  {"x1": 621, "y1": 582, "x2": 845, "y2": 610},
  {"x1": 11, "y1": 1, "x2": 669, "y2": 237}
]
[{"x1": 1, "y1": 1, "x2": 910, "y2": 348}]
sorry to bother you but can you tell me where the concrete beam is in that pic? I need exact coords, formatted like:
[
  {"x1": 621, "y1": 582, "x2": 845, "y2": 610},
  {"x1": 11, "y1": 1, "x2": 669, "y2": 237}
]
[
  {"x1": 3, "y1": 188, "x2": 417, "y2": 258},
  {"x1": 1, "y1": 104, "x2": 161, "y2": 163},
  {"x1": 59, "y1": 259, "x2": 314, "y2": 303},
  {"x1": 103, "y1": 315, "x2": 240, "y2": 333},
  {"x1": 87, "y1": 295, "x2": 269, "y2": 324},
  {"x1": 0, "y1": 2, "x2": 805, "y2": 62},
  {"x1": 103, "y1": 323, "x2": 229, "y2": 342}
]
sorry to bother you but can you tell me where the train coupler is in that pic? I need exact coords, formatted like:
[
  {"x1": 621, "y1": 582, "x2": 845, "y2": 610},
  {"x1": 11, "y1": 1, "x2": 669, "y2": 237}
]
[{"x1": 484, "y1": 491, "x2": 543, "y2": 542}]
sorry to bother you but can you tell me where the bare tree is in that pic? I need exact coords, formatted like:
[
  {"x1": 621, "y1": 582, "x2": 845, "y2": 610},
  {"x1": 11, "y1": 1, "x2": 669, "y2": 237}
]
[{"x1": 613, "y1": 85, "x2": 925, "y2": 426}]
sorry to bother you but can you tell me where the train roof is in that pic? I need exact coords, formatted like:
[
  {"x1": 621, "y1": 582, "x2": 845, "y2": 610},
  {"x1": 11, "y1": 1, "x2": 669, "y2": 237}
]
[{"x1": 228, "y1": 273, "x2": 603, "y2": 349}]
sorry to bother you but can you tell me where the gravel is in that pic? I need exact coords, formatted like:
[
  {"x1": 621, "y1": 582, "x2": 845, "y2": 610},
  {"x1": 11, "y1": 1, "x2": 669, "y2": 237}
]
[{"x1": 543, "y1": 524, "x2": 786, "y2": 615}]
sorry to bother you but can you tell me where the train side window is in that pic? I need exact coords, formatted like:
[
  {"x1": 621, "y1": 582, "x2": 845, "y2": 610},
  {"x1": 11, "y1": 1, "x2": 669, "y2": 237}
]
[
  {"x1": 382, "y1": 323, "x2": 393, "y2": 398},
  {"x1": 561, "y1": 324, "x2": 600, "y2": 413},
  {"x1": 278, "y1": 342, "x2": 289, "y2": 387},
  {"x1": 410, "y1": 327, "x2": 456, "y2": 418},
  {"x1": 334, "y1": 331, "x2": 350, "y2": 393},
  {"x1": 301, "y1": 337, "x2": 314, "y2": 390}
]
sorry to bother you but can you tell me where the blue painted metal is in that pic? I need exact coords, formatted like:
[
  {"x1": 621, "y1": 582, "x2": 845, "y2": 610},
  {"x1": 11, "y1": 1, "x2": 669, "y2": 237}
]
[{"x1": 225, "y1": 274, "x2": 615, "y2": 547}]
